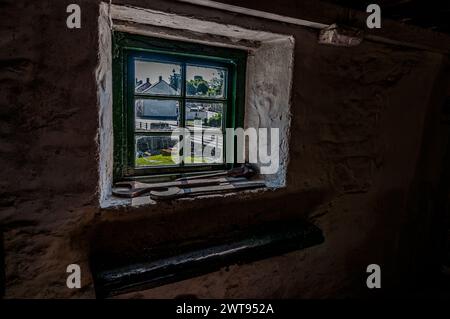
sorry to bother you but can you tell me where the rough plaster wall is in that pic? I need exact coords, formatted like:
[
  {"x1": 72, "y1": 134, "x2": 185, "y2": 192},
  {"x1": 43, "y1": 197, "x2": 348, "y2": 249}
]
[
  {"x1": 1, "y1": 0, "x2": 100, "y2": 298},
  {"x1": 0, "y1": 0, "x2": 448, "y2": 298},
  {"x1": 111, "y1": 40, "x2": 446, "y2": 299},
  {"x1": 245, "y1": 39, "x2": 294, "y2": 186},
  {"x1": 97, "y1": 3, "x2": 114, "y2": 205}
]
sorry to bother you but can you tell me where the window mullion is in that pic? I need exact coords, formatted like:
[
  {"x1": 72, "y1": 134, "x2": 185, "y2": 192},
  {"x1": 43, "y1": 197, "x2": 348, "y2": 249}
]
[{"x1": 180, "y1": 62, "x2": 187, "y2": 167}]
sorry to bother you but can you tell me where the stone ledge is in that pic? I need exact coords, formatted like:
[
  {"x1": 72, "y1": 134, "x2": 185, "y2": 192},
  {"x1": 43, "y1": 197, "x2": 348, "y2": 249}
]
[{"x1": 90, "y1": 219, "x2": 324, "y2": 298}]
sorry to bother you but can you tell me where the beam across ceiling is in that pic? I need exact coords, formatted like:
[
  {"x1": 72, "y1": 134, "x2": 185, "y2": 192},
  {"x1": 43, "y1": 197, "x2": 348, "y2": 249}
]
[{"x1": 176, "y1": 0, "x2": 450, "y2": 53}]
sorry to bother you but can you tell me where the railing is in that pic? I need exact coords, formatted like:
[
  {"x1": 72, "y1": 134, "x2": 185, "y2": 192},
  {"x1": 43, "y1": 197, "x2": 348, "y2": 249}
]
[{"x1": 135, "y1": 121, "x2": 150, "y2": 131}]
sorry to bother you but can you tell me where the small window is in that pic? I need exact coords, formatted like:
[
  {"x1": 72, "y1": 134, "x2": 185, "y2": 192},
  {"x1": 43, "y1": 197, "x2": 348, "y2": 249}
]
[{"x1": 112, "y1": 32, "x2": 247, "y2": 181}]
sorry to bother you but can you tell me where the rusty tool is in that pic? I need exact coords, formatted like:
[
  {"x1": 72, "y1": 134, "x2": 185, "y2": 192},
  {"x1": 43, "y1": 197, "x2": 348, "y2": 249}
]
[
  {"x1": 112, "y1": 177, "x2": 248, "y2": 198},
  {"x1": 149, "y1": 180, "x2": 266, "y2": 200},
  {"x1": 175, "y1": 163, "x2": 257, "y2": 181}
]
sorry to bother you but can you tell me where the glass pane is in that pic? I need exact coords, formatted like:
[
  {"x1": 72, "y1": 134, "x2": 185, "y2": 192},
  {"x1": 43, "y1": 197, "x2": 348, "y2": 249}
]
[
  {"x1": 135, "y1": 99, "x2": 180, "y2": 132},
  {"x1": 135, "y1": 135, "x2": 179, "y2": 167},
  {"x1": 184, "y1": 132, "x2": 223, "y2": 165},
  {"x1": 186, "y1": 65, "x2": 227, "y2": 98},
  {"x1": 135, "y1": 60, "x2": 181, "y2": 96},
  {"x1": 185, "y1": 101, "x2": 224, "y2": 131}
]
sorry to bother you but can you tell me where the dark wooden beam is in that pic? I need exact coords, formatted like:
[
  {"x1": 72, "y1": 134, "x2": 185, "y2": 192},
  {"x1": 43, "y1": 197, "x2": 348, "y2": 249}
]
[{"x1": 176, "y1": 0, "x2": 450, "y2": 53}]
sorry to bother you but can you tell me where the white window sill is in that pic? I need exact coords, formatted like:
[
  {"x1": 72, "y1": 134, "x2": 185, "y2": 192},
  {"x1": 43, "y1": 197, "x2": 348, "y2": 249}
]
[{"x1": 100, "y1": 186, "x2": 273, "y2": 209}]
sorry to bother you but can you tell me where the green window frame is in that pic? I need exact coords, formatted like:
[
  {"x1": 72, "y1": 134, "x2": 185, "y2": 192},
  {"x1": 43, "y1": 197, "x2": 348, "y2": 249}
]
[{"x1": 112, "y1": 32, "x2": 247, "y2": 182}]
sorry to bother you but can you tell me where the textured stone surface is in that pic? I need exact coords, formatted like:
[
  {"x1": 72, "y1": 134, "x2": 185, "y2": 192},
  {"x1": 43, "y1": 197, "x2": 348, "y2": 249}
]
[{"x1": 1, "y1": 0, "x2": 449, "y2": 298}]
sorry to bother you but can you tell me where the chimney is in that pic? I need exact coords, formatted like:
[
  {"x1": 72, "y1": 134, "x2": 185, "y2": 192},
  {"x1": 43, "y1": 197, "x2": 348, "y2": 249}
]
[{"x1": 159, "y1": 76, "x2": 163, "y2": 82}]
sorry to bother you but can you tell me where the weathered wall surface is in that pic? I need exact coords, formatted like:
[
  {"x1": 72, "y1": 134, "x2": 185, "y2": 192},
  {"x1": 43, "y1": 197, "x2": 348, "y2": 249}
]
[{"x1": 1, "y1": 0, "x2": 449, "y2": 298}]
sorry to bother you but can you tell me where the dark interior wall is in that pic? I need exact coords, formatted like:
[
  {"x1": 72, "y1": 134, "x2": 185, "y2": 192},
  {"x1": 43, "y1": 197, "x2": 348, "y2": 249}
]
[{"x1": 1, "y1": 0, "x2": 449, "y2": 298}]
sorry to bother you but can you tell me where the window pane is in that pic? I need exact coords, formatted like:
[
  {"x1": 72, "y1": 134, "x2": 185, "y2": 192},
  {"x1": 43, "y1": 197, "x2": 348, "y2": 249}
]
[
  {"x1": 185, "y1": 133, "x2": 223, "y2": 165},
  {"x1": 185, "y1": 101, "x2": 224, "y2": 131},
  {"x1": 135, "y1": 60, "x2": 181, "y2": 96},
  {"x1": 135, "y1": 99, "x2": 180, "y2": 132},
  {"x1": 186, "y1": 65, "x2": 227, "y2": 98},
  {"x1": 135, "y1": 135, "x2": 179, "y2": 167}
]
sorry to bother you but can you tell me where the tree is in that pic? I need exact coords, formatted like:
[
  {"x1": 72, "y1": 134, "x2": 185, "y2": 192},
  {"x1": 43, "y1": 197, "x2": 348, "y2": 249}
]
[
  {"x1": 187, "y1": 76, "x2": 208, "y2": 96},
  {"x1": 186, "y1": 81, "x2": 197, "y2": 95},
  {"x1": 186, "y1": 72, "x2": 224, "y2": 96},
  {"x1": 169, "y1": 69, "x2": 181, "y2": 91},
  {"x1": 206, "y1": 113, "x2": 222, "y2": 128},
  {"x1": 196, "y1": 81, "x2": 209, "y2": 95},
  {"x1": 208, "y1": 71, "x2": 224, "y2": 97}
]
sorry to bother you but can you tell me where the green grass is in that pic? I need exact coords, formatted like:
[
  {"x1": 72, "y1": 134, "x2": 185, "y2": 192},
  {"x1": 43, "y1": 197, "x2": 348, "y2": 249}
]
[
  {"x1": 136, "y1": 154, "x2": 175, "y2": 166},
  {"x1": 135, "y1": 154, "x2": 207, "y2": 167}
]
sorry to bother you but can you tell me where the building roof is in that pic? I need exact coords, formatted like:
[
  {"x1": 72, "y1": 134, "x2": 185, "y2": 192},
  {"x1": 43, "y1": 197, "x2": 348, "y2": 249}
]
[
  {"x1": 136, "y1": 80, "x2": 152, "y2": 93},
  {"x1": 141, "y1": 79, "x2": 178, "y2": 95}
]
